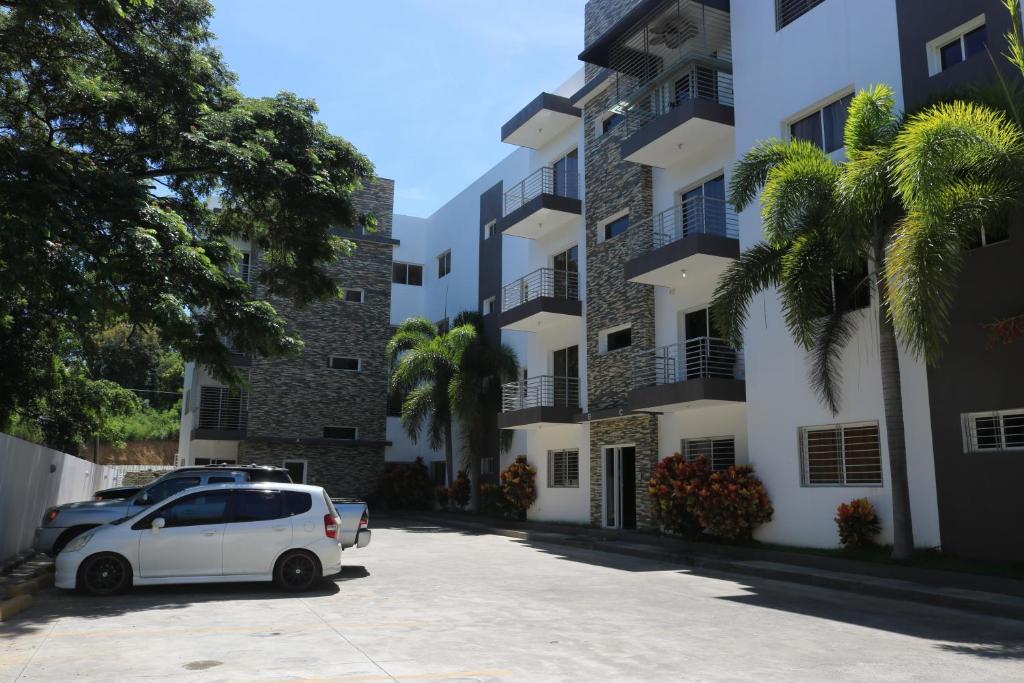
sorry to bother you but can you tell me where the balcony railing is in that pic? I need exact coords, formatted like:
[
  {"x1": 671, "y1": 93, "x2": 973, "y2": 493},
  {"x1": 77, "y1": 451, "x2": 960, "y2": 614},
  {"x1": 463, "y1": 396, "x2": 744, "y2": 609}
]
[
  {"x1": 620, "y1": 62, "x2": 734, "y2": 137},
  {"x1": 502, "y1": 267, "x2": 579, "y2": 312},
  {"x1": 197, "y1": 385, "x2": 248, "y2": 432},
  {"x1": 503, "y1": 167, "x2": 580, "y2": 216},
  {"x1": 239, "y1": 261, "x2": 252, "y2": 284},
  {"x1": 502, "y1": 375, "x2": 580, "y2": 412},
  {"x1": 632, "y1": 337, "x2": 744, "y2": 388},
  {"x1": 627, "y1": 196, "x2": 738, "y2": 257}
]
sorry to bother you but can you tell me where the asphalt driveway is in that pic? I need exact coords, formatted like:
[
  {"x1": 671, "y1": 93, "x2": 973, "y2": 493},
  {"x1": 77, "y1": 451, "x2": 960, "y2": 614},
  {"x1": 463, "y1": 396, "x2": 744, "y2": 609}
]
[{"x1": 2, "y1": 519, "x2": 1023, "y2": 681}]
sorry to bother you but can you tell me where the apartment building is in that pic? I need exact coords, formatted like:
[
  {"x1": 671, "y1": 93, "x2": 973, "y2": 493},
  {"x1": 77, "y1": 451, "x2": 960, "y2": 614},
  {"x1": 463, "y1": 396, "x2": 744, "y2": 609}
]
[{"x1": 178, "y1": 0, "x2": 1023, "y2": 561}]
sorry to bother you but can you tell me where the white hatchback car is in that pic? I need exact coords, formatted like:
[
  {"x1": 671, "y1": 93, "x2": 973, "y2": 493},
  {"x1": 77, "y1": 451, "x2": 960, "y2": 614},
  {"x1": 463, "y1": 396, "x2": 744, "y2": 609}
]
[{"x1": 55, "y1": 483, "x2": 344, "y2": 595}]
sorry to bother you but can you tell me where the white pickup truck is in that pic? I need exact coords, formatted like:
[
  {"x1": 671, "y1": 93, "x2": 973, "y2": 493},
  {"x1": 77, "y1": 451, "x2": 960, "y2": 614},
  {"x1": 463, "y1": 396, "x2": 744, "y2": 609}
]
[{"x1": 36, "y1": 464, "x2": 371, "y2": 554}]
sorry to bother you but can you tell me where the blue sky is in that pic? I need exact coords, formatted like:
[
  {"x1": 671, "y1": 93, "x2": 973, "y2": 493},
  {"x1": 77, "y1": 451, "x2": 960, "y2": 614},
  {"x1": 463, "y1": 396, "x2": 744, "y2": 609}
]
[{"x1": 210, "y1": 1, "x2": 588, "y2": 217}]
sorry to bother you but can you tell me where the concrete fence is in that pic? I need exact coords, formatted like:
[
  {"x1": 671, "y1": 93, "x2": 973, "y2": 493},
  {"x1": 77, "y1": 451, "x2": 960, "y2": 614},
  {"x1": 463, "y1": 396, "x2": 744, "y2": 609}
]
[{"x1": 0, "y1": 433, "x2": 136, "y2": 562}]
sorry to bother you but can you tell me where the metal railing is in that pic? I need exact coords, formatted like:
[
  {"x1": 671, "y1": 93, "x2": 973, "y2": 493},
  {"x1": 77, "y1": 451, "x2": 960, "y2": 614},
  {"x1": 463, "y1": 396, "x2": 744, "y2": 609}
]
[
  {"x1": 776, "y1": 0, "x2": 826, "y2": 31},
  {"x1": 503, "y1": 167, "x2": 580, "y2": 216},
  {"x1": 620, "y1": 62, "x2": 734, "y2": 138},
  {"x1": 238, "y1": 261, "x2": 252, "y2": 284},
  {"x1": 197, "y1": 385, "x2": 248, "y2": 432},
  {"x1": 502, "y1": 267, "x2": 579, "y2": 312},
  {"x1": 632, "y1": 337, "x2": 744, "y2": 388},
  {"x1": 502, "y1": 375, "x2": 580, "y2": 412},
  {"x1": 627, "y1": 196, "x2": 737, "y2": 257}
]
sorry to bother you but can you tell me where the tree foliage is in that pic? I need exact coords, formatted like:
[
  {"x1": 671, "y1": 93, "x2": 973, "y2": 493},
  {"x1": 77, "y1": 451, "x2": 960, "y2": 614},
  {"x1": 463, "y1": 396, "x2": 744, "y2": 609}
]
[{"x1": 0, "y1": 0, "x2": 376, "y2": 445}]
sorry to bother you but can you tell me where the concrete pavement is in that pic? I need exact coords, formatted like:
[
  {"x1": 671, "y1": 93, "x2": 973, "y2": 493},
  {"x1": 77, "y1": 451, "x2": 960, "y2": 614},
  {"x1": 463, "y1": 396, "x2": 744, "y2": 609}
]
[{"x1": 2, "y1": 520, "x2": 1023, "y2": 681}]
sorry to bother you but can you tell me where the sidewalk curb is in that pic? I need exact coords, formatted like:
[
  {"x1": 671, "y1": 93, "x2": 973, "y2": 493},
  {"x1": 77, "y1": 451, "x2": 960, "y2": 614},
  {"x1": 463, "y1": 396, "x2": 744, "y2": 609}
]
[
  {"x1": 0, "y1": 594, "x2": 33, "y2": 622},
  {"x1": 410, "y1": 516, "x2": 1024, "y2": 621}
]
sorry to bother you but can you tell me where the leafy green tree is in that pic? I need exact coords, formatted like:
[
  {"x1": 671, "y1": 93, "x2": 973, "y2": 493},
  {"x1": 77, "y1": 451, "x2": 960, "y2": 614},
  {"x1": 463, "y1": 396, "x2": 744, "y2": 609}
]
[
  {"x1": 449, "y1": 311, "x2": 519, "y2": 513},
  {"x1": 712, "y1": 85, "x2": 917, "y2": 559},
  {"x1": 887, "y1": 0, "x2": 1024, "y2": 360},
  {"x1": 0, "y1": 0, "x2": 376, "y2": 442},
  {"x1": 387, "y1": 318, "x2": 473, "y2": 487},
  {"x1": 89, "y1": 323, "x2": 184, "y2": 409}
]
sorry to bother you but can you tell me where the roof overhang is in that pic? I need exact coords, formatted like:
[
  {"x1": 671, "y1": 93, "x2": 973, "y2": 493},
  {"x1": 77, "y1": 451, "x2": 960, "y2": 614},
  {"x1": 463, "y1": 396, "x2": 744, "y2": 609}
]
[{"x1": 501, "y1": 92, "x2": 581, "y2": 149}]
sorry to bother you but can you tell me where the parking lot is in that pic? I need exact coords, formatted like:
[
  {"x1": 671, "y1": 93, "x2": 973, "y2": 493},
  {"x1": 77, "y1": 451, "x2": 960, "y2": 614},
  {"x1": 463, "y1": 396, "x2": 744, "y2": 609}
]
[{"x1": 2, "y1": 519, "x2": 1024, "y2": 682}]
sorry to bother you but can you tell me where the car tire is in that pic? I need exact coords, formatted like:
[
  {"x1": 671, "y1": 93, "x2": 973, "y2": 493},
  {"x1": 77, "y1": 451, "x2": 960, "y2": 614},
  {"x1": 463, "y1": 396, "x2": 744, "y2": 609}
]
[
  {"x1": 274, "y1": 550, "x2": 321, "y2": 592},
  {"x1": 77, "y1": 553, "x2": 132, "y2": 596}
]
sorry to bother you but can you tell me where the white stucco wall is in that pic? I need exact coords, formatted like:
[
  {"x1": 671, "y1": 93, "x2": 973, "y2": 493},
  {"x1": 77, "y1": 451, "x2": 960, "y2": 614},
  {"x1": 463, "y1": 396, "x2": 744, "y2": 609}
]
[{"x1": 730, "y1": 0, "x2": 940, "y2": 548}]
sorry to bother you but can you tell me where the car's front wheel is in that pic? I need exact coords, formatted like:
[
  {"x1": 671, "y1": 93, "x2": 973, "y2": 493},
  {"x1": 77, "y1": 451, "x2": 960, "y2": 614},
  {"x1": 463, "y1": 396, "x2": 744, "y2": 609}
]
[
  {"x1": 274, "y1": 550, "x2": 321, "y2": 592},
  {"x1": 77, "y1": 553, "x2": 132, "y2": 596}
]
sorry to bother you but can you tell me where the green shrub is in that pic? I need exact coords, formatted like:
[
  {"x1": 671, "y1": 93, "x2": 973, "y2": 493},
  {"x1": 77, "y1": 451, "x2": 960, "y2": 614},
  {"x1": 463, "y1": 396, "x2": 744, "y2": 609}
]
[
  {"x1": 448, "y1": 470, "x2": 471, "y2": 509},
  {"x1": 377, "y1": 457, "x2": 435, "y2": 510},
  {"x1": 835, "y1": 498, "x2": 881, "y2": 547},
  {"x1": 480, "y1": 483, "x2": 504, "y2": 515}
]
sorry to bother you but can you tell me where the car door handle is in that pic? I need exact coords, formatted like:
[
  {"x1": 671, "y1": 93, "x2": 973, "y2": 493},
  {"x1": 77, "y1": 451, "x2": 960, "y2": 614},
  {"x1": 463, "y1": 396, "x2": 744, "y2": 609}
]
[
  {"x1": 201, "y1": 530, "x2": 217, "y2": 536},
  {"x1": 273, "y1": 526, "x2": 288, "y2": 532}
]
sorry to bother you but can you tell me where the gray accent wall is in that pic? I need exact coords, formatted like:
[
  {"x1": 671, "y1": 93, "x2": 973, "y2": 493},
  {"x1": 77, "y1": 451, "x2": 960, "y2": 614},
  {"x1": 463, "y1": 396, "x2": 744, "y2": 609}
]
[
  {"x1": 241, "y1": 179, "x2": 395, "y2": 498},
  {"x1": 896, "y1": 0, "x2": 1024, "y2": 561},
  {"x1": 479, "y1": 181, "x2": 505, "y2": 483}
]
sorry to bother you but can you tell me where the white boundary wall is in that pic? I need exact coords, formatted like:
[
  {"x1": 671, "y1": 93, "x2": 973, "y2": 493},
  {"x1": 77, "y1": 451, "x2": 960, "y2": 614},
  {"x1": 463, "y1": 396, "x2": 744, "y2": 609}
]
[{"x1": 0, "y1": 433, "x2": 120, "y2": 561}]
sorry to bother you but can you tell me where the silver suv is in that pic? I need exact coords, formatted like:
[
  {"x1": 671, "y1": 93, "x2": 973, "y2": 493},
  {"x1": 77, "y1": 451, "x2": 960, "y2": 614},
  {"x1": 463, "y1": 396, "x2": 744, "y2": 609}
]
[{"x1": 35, "y1": 465, "x2": 290, "y2": 555}]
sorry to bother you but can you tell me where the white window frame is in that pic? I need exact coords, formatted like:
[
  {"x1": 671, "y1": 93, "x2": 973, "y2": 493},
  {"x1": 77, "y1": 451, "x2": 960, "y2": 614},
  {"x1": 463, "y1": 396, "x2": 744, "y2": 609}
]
[
  {"x1": 482, "y1": 296, "x2": 496, "y2": 316},
  {"x1": 327, "y1": 356, "x2": 362, "y2": 372},
  {"x1": 598, "y1": 209, "x2": 630, "y2": 243},
  {"x1": 483, "y1": 219, "x2": 497, "y2": 240},
  {"x1": 548, "y1": 449, "x2": 580, "y2": 488},
  {"x1": 343, "y1": 287, "x2": 365, "y2": 303},
  {"x1": 926, "y1": 15, "x2": 986, "y2": 76},
  {"x1": 681, "y1": 436, "x2": 736, "y2": 471},
  {"x1": 962, "y1": 409, "x2": 1024, "y2": 452},
  {"x1": 323, "y1": 426, "x2": 358, "y2": 441},
  {"x1": 599, "y1": 323, "x2": 632, "y2": 354},
  {"x1": 437, "y1": 250, "x2": 452, "y2": 279},
  {"x1": 799, "y1": 421, "x2": 883, "y2": 487},
  {"x1": 283, "y1": 459, "x2": 308, "y2": 484}
]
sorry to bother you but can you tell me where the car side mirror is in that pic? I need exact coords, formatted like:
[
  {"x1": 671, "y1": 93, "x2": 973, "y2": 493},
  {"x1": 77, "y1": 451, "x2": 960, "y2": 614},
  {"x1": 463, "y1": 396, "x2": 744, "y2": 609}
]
[
  {"x1": 136, "y1": 493, "x2": 151, "y2": 506},
  {"x1": 151, "y1": 517, "x2": 165, "y2": 531}
]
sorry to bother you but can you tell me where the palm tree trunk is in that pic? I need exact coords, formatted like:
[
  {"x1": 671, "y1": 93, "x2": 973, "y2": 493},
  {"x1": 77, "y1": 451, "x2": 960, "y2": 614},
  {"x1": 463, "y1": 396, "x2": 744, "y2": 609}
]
[
  {"x1": 444, "y1": 415, "x2": 454, "y2": 488},
  {"x1": 877, "y1": 270, "x2": 915, "y2": 560}
]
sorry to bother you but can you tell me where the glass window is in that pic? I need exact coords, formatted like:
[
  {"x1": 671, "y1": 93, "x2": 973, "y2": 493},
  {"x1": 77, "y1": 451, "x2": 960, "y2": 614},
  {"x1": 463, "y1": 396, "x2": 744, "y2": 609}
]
[
  {"x1": 343, "y1": 288, "x2": 364, "y2": 303},
  {"x1": 323, "y1": 426, "x2": 357, "y2": 440},
  {"x1": 482, "y1": 297, "x2": 496, "y2": 316},
  {"x1": 158, "y1": 491, "x2": 232, "y2": 527},
  {"x1": 328, "y1": 356, "x2": 360, "y2": 371},
  {"x1": 791, "y1": 94, "x2": 852, "y2": 153},
  {"x1": 393, "y1": 262, "x2": 423, "y2": 286},
  {"x1": 234, "y1": 490, "x2": 283, "y2": 522},
  {"x1": 284, "y1": 491, "x2": 313, "y2": 516},
  {"x1": 939, "y1": 37, "x2": 963, "y2": 70},
  {"x1": 548, "y1": 450, "x2": 580, "y2": 488},
  {"x1": 801, "y1": 422, "x2": 882, "y2": 486},
  {"x1": 437, "y1": 250, "x2": 451, "y2": 278},
  {"x1": 790, "y1": 111, "x2": 823, "y2": 148},
  {"x1": 553, "y1": 149, "x2": 579, "y2": 199},
  {"x1": 682, "y1": 437, "x2": 736, "y2": 471},
  {"x1": 963, "y1": 25, "x2": 987, "y2": 59},
  {"x1": 963, "y1": 409, "x2": 1024, "y2": 451},
  {"x1": 606, "y1": 327, "x2": 632, "y2": 352},
  {"x1": 143, "y1": 476, "x2": 201, "y2": 504},
  {"x1": 603, "y1": 113, "x2": 625, "y2": 134},
  {"x1": 604, "y1": 214, "x2": 630, "y2": 241},
  {"x1": 207, "y1": 476, "x2": 235, "y2": 484},
  {"x1": 249, "y1": 469, "x2": 290, "y2": 483}
]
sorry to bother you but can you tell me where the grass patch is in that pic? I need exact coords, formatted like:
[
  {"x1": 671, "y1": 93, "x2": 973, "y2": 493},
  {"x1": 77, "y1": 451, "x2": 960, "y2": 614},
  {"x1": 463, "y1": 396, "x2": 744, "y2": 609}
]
[{"x1": 752, "y1": 541, "x2": 1024, "y2": 581}]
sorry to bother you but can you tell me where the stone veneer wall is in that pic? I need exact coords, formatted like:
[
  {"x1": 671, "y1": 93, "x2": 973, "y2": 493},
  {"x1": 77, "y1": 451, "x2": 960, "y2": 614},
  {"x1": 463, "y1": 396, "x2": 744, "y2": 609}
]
[
  {"x1": 583, "y1": 0, "x2": 659, "y2": 529},
  {"x1": 242, "y1": 178, "x2": 395, "y2": 498},
  {"x1": 588, "y1": 414, "x2": 659, "y2": 527},
  {"x1": 583, "y1": 0, "x2": 643, "y2": 81}
]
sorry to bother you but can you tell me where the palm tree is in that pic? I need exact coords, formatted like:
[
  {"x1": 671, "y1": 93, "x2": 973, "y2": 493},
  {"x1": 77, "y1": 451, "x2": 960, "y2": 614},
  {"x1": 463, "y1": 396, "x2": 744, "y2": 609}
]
[
  {"x1": 887, "y1": 0, "x2": 1024, "y2": 361},
  {"x1": 387, "y1": 317, "x2": 476, "y2": 486},
  {"x1": 711, "y1": 84, "x2": 918, "y2": 559},
  {"x1": 449, "y1": 311, "x2": 519, "y2": 513}
]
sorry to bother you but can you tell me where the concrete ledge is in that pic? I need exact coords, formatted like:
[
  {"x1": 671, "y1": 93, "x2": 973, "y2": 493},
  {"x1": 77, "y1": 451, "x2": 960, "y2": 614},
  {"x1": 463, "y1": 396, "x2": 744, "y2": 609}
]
[
  {"x1": 0, "y1": 594, "x2": 33, "y2": 622},
  {"x1": 403, "y1": 514, "x2": 1024, "y2": 621}
]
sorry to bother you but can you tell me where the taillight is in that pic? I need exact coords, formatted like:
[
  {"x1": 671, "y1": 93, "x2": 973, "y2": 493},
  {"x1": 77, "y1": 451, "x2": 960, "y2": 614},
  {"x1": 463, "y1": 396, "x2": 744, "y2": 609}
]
[
  {"x1": 47, "y1": 509, "x2": 59, "y2": 522},
  {"x1": 359, "y1": 511, "x2": 368, "y2": 529},
  {"x1": 324, "y1": 514, "x2": 340, "y2": 539}
]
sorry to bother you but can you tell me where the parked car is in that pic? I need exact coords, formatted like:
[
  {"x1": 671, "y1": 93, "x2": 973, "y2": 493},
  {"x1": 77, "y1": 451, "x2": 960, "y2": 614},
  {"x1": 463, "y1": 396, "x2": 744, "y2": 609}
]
[
  {"x1": 55, "y1": 483, "x2": 344, "y2": 594},
  {"x1": 93, "y1": 486, "x2": 142, "y2": 501},
  {"x1": 35, "y1": 464, "x2": 291, "y2": 555}
]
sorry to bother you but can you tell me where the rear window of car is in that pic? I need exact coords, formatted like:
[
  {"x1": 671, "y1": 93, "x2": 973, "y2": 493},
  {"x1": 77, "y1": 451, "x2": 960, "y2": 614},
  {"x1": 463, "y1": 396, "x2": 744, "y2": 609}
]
[
  {"x1": 247, "y1": 469, "x2": 291, "y2": 483},
  {"x1": 285, "y1": 492, "x2": 312, "y2": 516},
  {"x1": 234, "y1": 490, "x2": 282, "y2": 522}
]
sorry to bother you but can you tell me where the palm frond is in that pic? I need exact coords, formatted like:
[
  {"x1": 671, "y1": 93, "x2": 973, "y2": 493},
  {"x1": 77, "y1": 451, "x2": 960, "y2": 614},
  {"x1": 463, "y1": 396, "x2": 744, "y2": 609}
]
[
  {"x1": 401, "y1": 383, "x2": 444, "y2": 450},
  {"x1": 1004, "y1": 0, "x2": 1024, "y2": 125},
  {"x1": 729, "y1": 138, "x2": 825, "y2": 212},
  {"x1": 710, "y1": 242, "x2": 785, "y2": 348},
  {"x1": 760, "y1": 152, "x2": 840, "y2": 247},
  {"x1": 778, "y1": 232, "x2": 837, "y2": 348},
  {"x1": 807, "y1": 309, "x2": 859, "y2": 414},
  {"x1": 843, "y1": 84, "x2": 900, "y2": 156}
]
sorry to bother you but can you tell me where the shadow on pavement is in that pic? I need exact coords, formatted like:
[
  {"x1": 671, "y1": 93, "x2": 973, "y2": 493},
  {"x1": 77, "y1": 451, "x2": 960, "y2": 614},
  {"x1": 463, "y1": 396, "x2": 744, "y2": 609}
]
[{"x1": 0, "y1": 564, "x2": 370, "y2": 640}]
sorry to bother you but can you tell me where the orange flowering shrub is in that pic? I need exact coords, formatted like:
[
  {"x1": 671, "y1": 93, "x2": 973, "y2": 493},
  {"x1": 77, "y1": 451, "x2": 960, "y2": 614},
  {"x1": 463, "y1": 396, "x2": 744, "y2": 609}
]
[
  {"x1": 835, "y1": 498, "x2": 881, "y2": 547},
  {"x1": 648, "y1": 454, "x2": 773, "y2": 541},
  {"x1": 500, "y1": 456, "x2": 537, "y2": 516},
  {"x1": 448, "y1": 470, "x2": 471, "y2": 509},
  {"x1": 378, "y1": 457, "x2": 434, "y2": 510}
]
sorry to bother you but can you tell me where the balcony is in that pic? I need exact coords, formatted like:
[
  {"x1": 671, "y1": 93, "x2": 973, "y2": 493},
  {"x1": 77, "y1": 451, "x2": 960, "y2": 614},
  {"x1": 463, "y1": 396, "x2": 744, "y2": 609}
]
[
  {"x1": 193, "y1": 385, "x2": 248, "y2": 440},
  {"x1": 628, "y1": 337, "x2": 745, "y2": 412},
  {"x1": 500, "y1": 92, "x2": 580, "y2": 149},
  {"x1": 619, "y1": 62, "x2": 734, "y2": 168},
  {"x1": 499, "y1": 167, "x2": 582, "y2": 239},
  {"x1": 499, "y1": 376, "x2": 580, "y2": 429},
  {"x1": 624, "y1": 196, "x2": 739, "y2": 289},
  {"x1": 499, "y1": 267, "x2": 582, "y2": 332}
]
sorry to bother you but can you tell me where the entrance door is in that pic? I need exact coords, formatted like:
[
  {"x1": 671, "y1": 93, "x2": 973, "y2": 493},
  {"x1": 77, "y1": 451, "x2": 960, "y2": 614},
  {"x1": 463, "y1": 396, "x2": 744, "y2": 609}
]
[
  {"x1": 552, "y1": 245, "x2": 579, "y2": 300},
  {"x1": 552, "y1": 345, "x2": 579, "y2": 408},
  {"x1": 680, "y1": 175, "x2": 726, "y2": 237},
  {"x1": 603, "y1": 446, "x2": 636, "y2": 529},
  {"x1": 553, "y1": 148, "x2": 579, "y2": 199}
]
